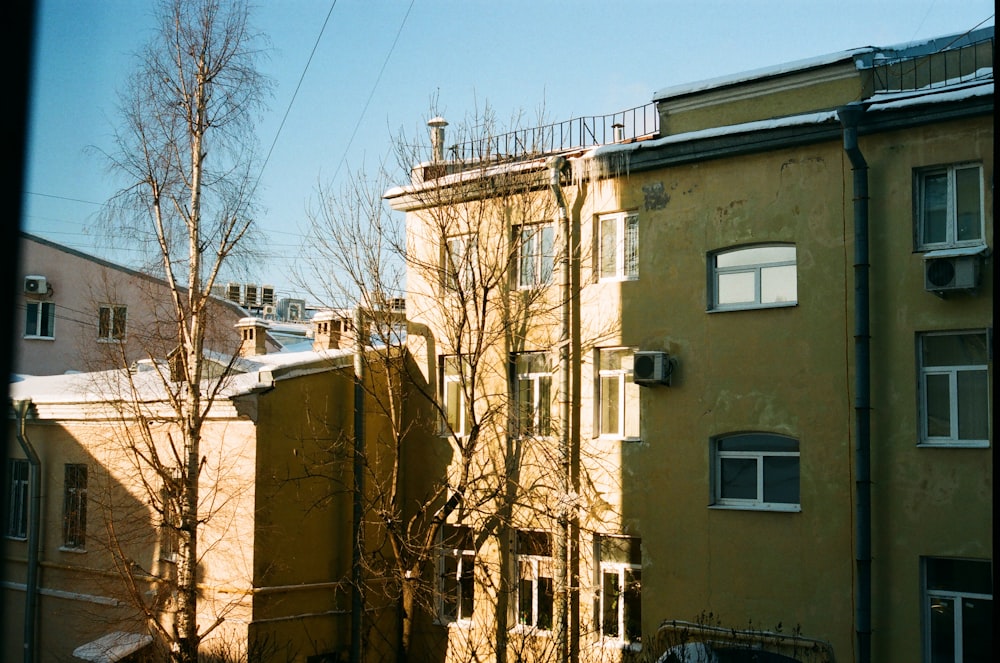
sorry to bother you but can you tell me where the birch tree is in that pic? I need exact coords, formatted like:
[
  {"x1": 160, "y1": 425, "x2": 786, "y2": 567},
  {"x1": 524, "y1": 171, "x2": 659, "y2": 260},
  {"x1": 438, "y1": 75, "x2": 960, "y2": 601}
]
[{"x1": 99, "y1": 1, "x2": 269, "y2": 660}]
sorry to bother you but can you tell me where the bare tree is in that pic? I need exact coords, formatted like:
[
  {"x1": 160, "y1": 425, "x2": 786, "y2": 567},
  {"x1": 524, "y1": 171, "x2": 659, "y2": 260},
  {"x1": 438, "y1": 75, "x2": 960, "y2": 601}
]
[
  {"x1": 95, "y1": 1, "x2": 270, "y2": 660},
  {"x1": 302, "y1": 105, "x2": 622, "y2": 663}
]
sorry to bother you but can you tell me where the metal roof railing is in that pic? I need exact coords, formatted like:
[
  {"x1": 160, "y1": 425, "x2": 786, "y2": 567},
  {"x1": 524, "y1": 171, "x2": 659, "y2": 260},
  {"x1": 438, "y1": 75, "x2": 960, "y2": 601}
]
[
  {"x1": 447, "y1": 103, "x2": 659, "y2": 164},
  {"x1": 872, "y1": 36, "x2": 993, "y2": 93}
]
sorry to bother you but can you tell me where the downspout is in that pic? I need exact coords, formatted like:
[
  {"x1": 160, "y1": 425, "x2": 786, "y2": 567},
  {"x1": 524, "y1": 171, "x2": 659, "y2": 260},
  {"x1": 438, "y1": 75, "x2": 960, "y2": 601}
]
[
  {"x1": 13, "y1": 398, "x2": 40, "y2": 663},
  {"x1": 838, "y1": 103, "x2": 871, "y2": 663},
  {"x1": 350, "y1": 308, "x2": 365, "y2": 663},
  {"x1": 547, "y1": 155, "x2": 571, "y2": 663}
]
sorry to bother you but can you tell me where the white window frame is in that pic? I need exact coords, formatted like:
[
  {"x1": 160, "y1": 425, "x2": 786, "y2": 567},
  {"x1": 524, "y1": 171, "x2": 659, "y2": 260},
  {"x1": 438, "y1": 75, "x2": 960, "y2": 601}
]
[
  {"x1": 517, "y1": 223, "x2": 555, "y2": 289},
  {"x1": 711, "y1": 433, "x2": 800, "y2": 512},
  {"x1": 6, "y1": 459, "x2": 29, "y2": 539},
  {"x1": 513, "y1": 352, "x2": 552, "y2": 438},
  {"x1": 596, "y1": 535, "x2": 642, "y2": 646},
  {"x1": 922, "y1": 557, "x2": 992, "y2": 663},
  {"x1": 62, "y1": 464, "x2": 87, "y2": 550},
  {"x1": 597, "y1": 348, "x2": 640, "y2": 441},
  {"x1": 444, "y1": 234, "x2": 478, "y2": 293},
  {"x1": 597, "y1": 212, "x2": 638, "y2": 281},
  {"x1": 710, "y1": 244, "x2": 797, "y2": 311},
  {"x1": 437, "y1": 525, "x2": 475, "y2": 625},
  {"x1": 918, "y1": 330, "x2": 990, "y2": 448},
  {"x1": 440, "y1": 355, "x2": 470, "y2": 437},
  {"x1": 916, "y1": 163, "x2": 985, "y2": 250},
  {"x1": 98, "y1": 304, "x2": 128, "y2": 342},
  {"x1": 515, "y1": 530, "x2": 553, "y2": 631},
  {"x1": 24, "y1": 300, "x2": 55, "y2": 339}
]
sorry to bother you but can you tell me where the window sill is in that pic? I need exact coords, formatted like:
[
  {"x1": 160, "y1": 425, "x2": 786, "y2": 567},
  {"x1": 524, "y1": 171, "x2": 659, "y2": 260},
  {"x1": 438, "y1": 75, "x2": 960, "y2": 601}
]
[
  {"x1": 434, "y1": 617, "x2": 472, "y2": 629},
  {"x1": 23, "y1": 335, "x2": 55, "y2": 341},
  {"x1": 59, "y1": 546, "x2": 88, "y2": 553},
  {"x1": 509, "y1": 624, "x2": 552, "y2": 637},
  {"x1": 4, "y1": 535, "x2": 27, "y2": 542},
  {"x1": 97, "y1": 338, "x2": 126, "y2": 344},
  {"x1": 597, "y1": 276, "x2": 639, "y2": 284},
  {"x1": 597, "y1": 435, "x2": 642, "y2": 443},
  {"x1": 594, "y1": 639, "x2": 642, "y2": 652},
  {"x1": 708, "y1": 301, "x2": 797, "y2": 313},
  {"x1": 709, "y1": 503, "x2": 801, "y2": 513},
  {"x1": 918, "y1": 441, "x2": 990, "y2": 449}
]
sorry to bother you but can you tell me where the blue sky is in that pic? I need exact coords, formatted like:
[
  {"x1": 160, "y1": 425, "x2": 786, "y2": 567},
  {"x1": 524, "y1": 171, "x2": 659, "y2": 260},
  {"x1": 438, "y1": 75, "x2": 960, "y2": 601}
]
[{"x1": 22, "y1": 0, "x2": 994, "y2": 300}]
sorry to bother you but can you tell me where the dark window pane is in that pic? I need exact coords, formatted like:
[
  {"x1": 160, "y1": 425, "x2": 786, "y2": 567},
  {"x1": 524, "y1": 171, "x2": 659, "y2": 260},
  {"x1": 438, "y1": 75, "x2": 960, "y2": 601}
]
[
  {"x1": 720, "y1": 458, "x2": 757, "y2": 500},
  {"x1": 955, "y1": 167, "x2": 982, "y2": 242},
  {"x1": 957, "y1": 370, "x2": 989, "y2": 440},
  {"x1": 519, "y1": 577, "x2": 533, "y2": 625},
  {"x1": 718, "y1": 434, "x2": 798, "y2": 453},
  {"x1": 763, "y1": 456, "x2": 800, "y2": 504},
  {"x1": 922, "y1": 333, "x2": 987, "y2": 366},
  {"x1": 926, "y1": 558, "x2": 992, "y2": 593},
  {"x1": 624, "y1": 568, "x2": 642, "y2": 642},
  {"x1": 928, "y1": 595, "x2": 956, "y2": 663},
  {"x1": 962, "y1": 597, "x2": 993, "y2": 663},
  {"x1": 925, "y1": 374, "x2": 952, "y2": 438},
  {"x1": 602, "y1": 571, "x2": 619, "y2": 637},
  {"x1": 922, "y1": 173, "x2": 948, "y2": 245},
  {"x1": 538, "y1": 576, "x2": 553, "y2": 630}
]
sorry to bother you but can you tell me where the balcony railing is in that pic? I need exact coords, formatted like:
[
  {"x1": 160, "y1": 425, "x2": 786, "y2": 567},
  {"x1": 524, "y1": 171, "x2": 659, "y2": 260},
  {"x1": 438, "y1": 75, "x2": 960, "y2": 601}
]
[
  {"x1": 446, "y1": 103, "x2": 659, "y2": 164},
  {"x1": 872, "y1": 36, "x2": 993, "y2": 93}
]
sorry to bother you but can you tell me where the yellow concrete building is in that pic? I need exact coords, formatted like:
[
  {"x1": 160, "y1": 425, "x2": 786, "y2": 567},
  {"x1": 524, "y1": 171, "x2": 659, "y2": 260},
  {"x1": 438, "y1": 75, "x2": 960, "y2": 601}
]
[{"x1": 387, "y1": 27, "x2": 992, "y2": 663}]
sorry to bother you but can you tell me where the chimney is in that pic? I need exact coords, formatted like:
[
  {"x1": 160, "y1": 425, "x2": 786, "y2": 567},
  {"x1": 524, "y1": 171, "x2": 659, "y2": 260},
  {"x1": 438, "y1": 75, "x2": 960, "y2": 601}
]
[
  {"x1": 313, "y1": 310, "x2": 350, "y2": 351},
  {"x1": 428, "y1": 116, "x2": 448, "y2": 163},
  {"x1": 236, "y1": 318, "x2": 268, "y2": 357}
]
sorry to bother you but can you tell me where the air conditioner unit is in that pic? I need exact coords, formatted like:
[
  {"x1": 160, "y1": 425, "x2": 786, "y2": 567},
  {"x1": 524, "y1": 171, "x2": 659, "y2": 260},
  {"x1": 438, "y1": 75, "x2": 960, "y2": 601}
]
[
  {"x1": 633, "y1": 350, "x2": 673, "y2": 387},
  {"x1": 24, "y1": 275, "x2": 47, "y2": 295},
  {"x1": 924, "y1": 255, "x2": 981, "y2": 294},
  {"x1": 262, "y1": 304, "x2": 276, "y2": 318}
]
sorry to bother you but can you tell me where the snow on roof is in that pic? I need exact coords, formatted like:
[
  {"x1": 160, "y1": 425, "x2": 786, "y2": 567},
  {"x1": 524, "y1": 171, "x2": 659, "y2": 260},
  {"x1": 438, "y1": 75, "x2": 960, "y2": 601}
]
[
  {"x1": 72, "y1": 631, "x2": 153, "y2": 663},
  {"x1": 9, "y1": 346, "x2": 354, "y2": 407},
  {"x1": 653, "y1": 47, "x2": 869, "y2": 101},
  {"x1": 867, "y1": 79, "x2": 993, "y2": 112},
  {"x1": 652, "y1": 26, "x2": 994, "y2": 102}
]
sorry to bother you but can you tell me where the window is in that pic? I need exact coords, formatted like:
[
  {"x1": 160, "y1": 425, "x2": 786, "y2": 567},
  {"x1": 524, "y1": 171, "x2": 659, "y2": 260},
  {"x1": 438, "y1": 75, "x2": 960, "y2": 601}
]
[
  {"x1": 63, "y1": 464, "x2": 87, "y2": 549},
  {"x1": 516, "y1": 530, "x2": 553, "y2": 630},
  {"x1": 596, "y1": 536, "x2": 642, "y2": 644},
  {"x1": 441, "y1": 355, "x2": 470, "y2": 437},
  {"x1": 24, "y1": 301, "x2": 55, "y2": 339},
  {"x1": 444, "y1": 234, "x2": 478, "y2": 292},
  {"x1": 710, "y1": 244, "x2": 797, "y2": 310},
  {"x1": 597, "y1": 349, "x2": 640, "y2": 440},
  {"x1": 917, "y1": 164, "x2": 984, "y2": 249},
  {"x1": 711, "y1": 433, "x2": 800, "y2": 511},
  {"x1": 919, "y1": 331, "x2": 990, "y2": 447},
  {"x1": 6, "y1": 459, "x2": 29, "y2": 539},
  {"x1": 98, "y1": 305, "x2": 128, "y2": 341},
  {"x1": 517, "y1": 223, "x2": 555, "y2": 288},
  {"x1": 438, "y1": 525, "x2": 475, "y2": 624},
  {"x1": 923, "y1": 557, "x2": 992, "y2": 662},
  {"x1": 598, "y1": 212, "x2": 638, "y2": 280},
  {"x1": 513, "y1": 352, "x2": 552, "y2": 438}
]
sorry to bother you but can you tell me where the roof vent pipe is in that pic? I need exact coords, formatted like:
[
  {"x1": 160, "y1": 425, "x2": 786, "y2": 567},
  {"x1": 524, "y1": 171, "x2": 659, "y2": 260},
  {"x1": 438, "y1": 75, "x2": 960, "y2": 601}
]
[
  {"x1": 613, "y1": 122, "x2": 624, "y2": 143},
  {"x1": 428, "y1": 116, "x2": 448, "y2": 163}
]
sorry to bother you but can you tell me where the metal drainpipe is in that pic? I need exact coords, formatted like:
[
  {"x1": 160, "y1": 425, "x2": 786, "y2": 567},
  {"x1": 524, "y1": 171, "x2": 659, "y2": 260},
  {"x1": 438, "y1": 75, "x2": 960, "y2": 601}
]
[
  {"x1": 547, "y1": 155, "x2": 571, "y2": 663},
  {"x1": 350, "y1": 307, "x2": 365, "y2": 663},
  {"x1": 14, "y1": 399, "x2": 40, "y2": 663},
  {"x1": 838, "y1": 103, "x2": 872, "y2": 663}
]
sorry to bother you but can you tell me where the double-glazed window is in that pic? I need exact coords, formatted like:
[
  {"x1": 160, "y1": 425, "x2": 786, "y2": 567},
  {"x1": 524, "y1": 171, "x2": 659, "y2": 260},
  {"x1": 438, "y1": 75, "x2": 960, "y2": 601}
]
[
  {"x1": 444, "y1": 234, "x2": 478, "y2": 292},
  {"x1": 916, "y1": 164, "x2": 984, "y2": 250},
  {"x1": 6, "y1": 459, "x2": 29, "y2": 539},
  {"x1": 596, "y1": 535, "x2": 642, "y2": 644},
  {"x1": 712, "y1": 433, "x2": 800, "y2": 510},
  {"x1": 513, "y1": 352, "x2": 552, "y2": 438},
  {"x1": 598, "y1": 212, "x2": 639, "y2": 281},
  {"x1": 918, "y1": 331, "x2": 990, "y2": 447},
  {"x1": 923, "y1": 557, "x2": 992, "y2": 662},
  {"x1": 24, "y1": 301, "x2": 55, "y2": 339},
  {"x1": 440, "y1": 355, "x2": 470, "y2": 437},
  {"x1": 438, "y1": 525, "x2": 475, "y2": 624},
  {"x1": 710, "y1": 244, "x2": 797, "y2": 311},
  {"x1": 597, "y1": 348, "x2": 640, "y2": 440},
  {"x1": 517, "y1": 223, "x2": 555, "y2": 288},
  {"x1": 516, "y1": 530, "x2": 553, "y2": 630},
  {"x1": 98, "y1": 305, "x2": 128, "y2": 341},
  {"x1": 63, "y1": 464, "x2": 88, "y2": 549}
]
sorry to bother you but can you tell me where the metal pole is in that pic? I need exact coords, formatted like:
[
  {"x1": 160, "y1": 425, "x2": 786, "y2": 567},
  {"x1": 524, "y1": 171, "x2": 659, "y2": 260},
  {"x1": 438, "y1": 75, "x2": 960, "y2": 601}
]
[{"x1": 14, "y1": 399, "x2": 40, "y2": 663}]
